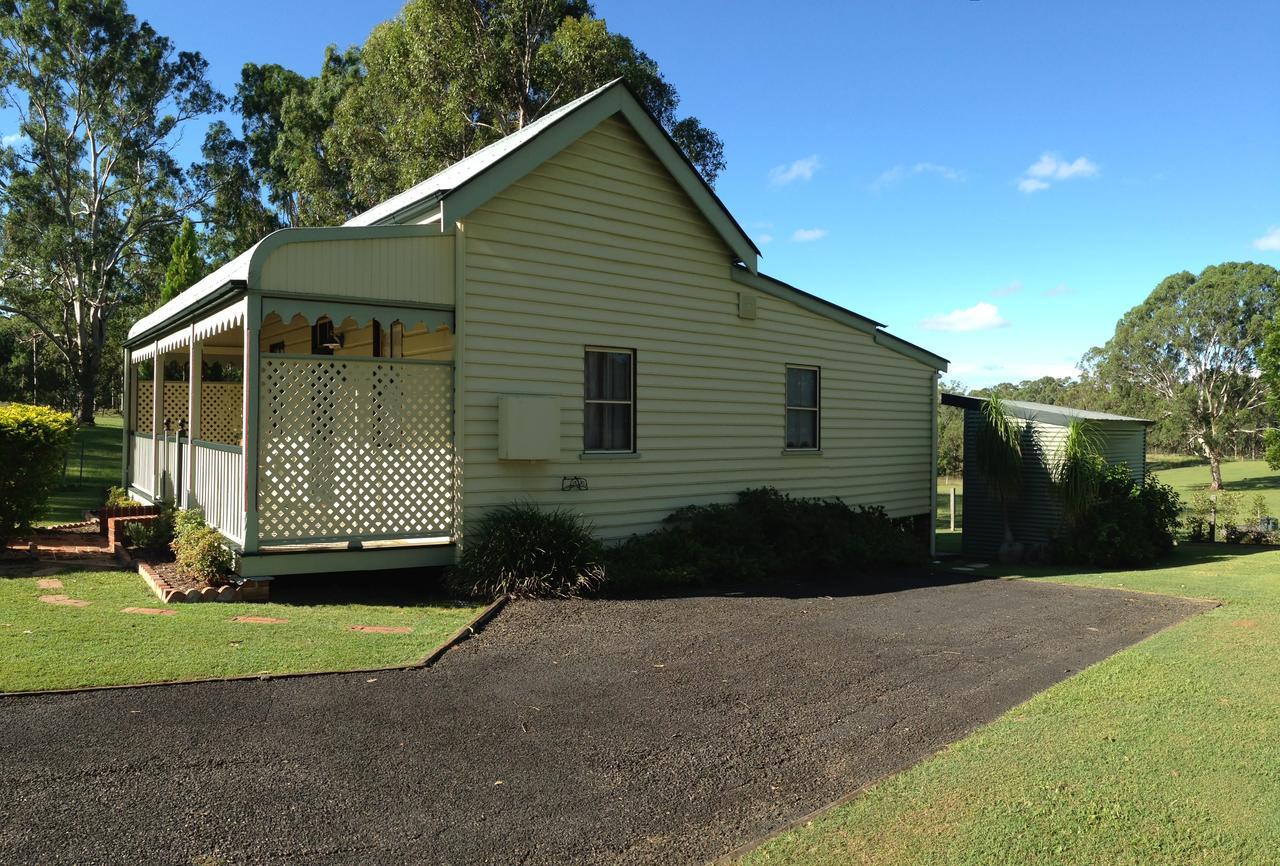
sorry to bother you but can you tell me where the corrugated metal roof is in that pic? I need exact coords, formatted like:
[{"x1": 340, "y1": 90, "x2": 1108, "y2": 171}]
[
  {"x1": 344, "y1": 80, "x2": 620, "y2": 228},
  {"x1": 126, "y1": 243, "x2": 258, "y2": 343},
  {"x1": 941, "y1": 393, "x2": 1152, "y2": 425},
  {"x1": 1004, "y1": 399, "x2": 1151, "y2": 424}
]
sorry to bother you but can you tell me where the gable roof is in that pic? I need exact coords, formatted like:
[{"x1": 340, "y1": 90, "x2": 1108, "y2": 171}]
[
  {"x1": 941, "y1": 393, "x2": 1152, "y2": 426},
  {"x1": 127, "y1": 80, "x2": 947, "y2": 374},
  {"x1": 343, "y1": 78, "x2": 761, "y2": 270}
]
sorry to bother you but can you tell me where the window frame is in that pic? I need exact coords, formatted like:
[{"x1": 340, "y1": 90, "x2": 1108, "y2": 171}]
[
  {"x1": 583, "y1": 346, "x2": 637, "y2": 454},
  {"x1": 784, "y1": 364, "x2": 821, "y2": 452}
]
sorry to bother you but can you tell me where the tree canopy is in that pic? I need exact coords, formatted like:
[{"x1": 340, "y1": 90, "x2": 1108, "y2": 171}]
[
  {"x1": 159, "y1": 218, "x2": 203, "y2": 305},
  {"x1": 0, "y1": 0, "x2": 220, "y2": 422},
  {"x1": 1087, "y1": 262, "x2": 1280, "y2": 488},
  {"x1": 199, "y1": 0, "x2": 725, "y2": 265}
]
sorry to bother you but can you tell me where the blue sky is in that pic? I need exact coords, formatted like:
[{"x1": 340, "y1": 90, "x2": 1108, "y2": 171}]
[{"x1": 16, "y1": 0, "x2": 1280, "y2": 386}]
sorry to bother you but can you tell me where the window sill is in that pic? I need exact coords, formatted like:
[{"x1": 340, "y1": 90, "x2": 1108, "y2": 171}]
[
  {"x1": 781, "y1": 449, "x2": 823, "y2": 456},
  {"x1": 579, "y1": 451, "x2": 642, "y2": 460}
]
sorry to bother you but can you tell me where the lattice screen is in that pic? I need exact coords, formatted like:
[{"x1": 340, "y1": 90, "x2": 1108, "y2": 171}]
[
  {"x1": 200, "y1": 383, "x2": 243, "y2": 446},
  {"x1": 258, "y1": 357, "x2": 456, "y2": 544},
  {"x1": 161, "y1": 383, "x2": 189, "y2": 430},
  {"x1": 134, "y1": 382, "x2": 153, "y2": 434}
]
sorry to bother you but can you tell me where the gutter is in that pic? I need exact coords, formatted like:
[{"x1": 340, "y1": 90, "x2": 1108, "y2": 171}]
[{"x1": 124, "y1": 280, "x2": 247, "y2": 348}]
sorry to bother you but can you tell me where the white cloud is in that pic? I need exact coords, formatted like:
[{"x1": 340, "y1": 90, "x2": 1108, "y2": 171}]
[
  {"x1": 791, "y1": 228, "x2": 828, "y2": 242},
  {"x1": 872, "y1": 161, "x2": 965, "y2": 191},
  {"x1": 1018, "y1": 153, "x2": 1098, "y2": 193},
  {"x1": 757, "y1": 233, "x2": 775, "y2": 245},
  {"x1": 1, "y1": 132, "x2": 24, "y2": 147},
  {"x1": 1253, "y1": 227, "x2": 1280, "y2": 251},
  {"x1": 991, "y1": 280, "x2": 1022, "y2": 298},
  {"x1": 920, "y1": 301, "x2": 1009, "y2": 332},
  {"x1": 769, "y1": 154, "x2": 821, "y2": 186},
  {"x1": 1043, "y1": 283, "x2": 1073, "y2": 297}
]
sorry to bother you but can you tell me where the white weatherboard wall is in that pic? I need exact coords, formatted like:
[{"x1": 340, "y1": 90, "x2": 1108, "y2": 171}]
[{"x1": 459, "y1": 115, "x2": 936, "y2": 539}]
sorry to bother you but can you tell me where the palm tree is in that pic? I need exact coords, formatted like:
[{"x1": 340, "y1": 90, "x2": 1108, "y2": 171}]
[{"x1": 1053, "y1": 418, "x2": 1105, "y2": 531}]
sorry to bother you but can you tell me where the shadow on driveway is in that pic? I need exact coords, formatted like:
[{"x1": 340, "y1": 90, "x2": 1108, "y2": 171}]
[{"x1": 0, "y1": 576, "x2": 1210, "y2": 865}]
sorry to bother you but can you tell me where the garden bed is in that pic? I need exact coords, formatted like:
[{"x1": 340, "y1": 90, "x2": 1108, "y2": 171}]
[{"x1": 124, "y1": 548, "x2": 268, "y2": 604}]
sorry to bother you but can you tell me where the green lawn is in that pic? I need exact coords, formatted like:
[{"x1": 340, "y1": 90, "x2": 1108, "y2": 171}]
[
  {"x1": 0, "y1": 567, "x2": 483, "y2": 692},
  {"x1": 1151, "y1": 454, "x2": 1280, "y2": 519},
  {"x1": 936, "y1": 477, "x2": 963, "y2": 556},
  {"x1": 39, "y1": 414, "x2": 124, "y2": 526},
  {"x1": 739, "y1": 544, "x2": 1280, "y2": 865}
]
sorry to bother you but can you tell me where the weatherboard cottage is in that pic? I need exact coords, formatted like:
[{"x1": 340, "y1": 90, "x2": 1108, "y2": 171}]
[{"x1": 122, "y1": 80, "x2": 949, "y2": 578}]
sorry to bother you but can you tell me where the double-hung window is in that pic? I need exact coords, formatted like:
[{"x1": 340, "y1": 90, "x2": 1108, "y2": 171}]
[
  {"x1": 785, "y1": 365, "x2": 820, "y2": 450},
  {"x1": 584, "y1": 348, "x2": 635, "y2": 453}
]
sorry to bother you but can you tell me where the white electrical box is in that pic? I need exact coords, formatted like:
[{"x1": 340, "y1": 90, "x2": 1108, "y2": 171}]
[{"x1": 497, "y1": 395, "x2": 560, "y2": 460}]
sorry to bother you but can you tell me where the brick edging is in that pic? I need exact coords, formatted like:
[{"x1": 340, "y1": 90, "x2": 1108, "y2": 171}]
[
  {"x1": 117, "y1": 544, "x2": 268, "y2": 604},
  {"x1": 0, "y1": 594, "x2": 510, "y2": 699}
]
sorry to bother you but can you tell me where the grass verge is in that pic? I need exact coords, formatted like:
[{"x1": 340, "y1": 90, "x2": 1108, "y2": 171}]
[
  {"x1": 38, "y1": 414, "x2": 123, "y2": 526},
  {"x1": 1, "y1": 567, "x2": 483, "y2": 692},
  {"x1": 738, "y1": 544, "x2": 1280, "y2": 865}
]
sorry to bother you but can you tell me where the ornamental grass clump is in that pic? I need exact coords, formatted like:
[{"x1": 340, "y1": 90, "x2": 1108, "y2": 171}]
[
  {"x1": 0, "y1": 404, "x2": 76, "y2": 545},
  {"x1": 448, "y1": 503, "x2": 604, "y2": 599}
]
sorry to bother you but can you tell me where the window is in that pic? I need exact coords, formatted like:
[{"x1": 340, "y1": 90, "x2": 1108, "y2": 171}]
[
  {"x1": 785, "y1": 365, "x2": 820, "y2": 450},
  {"x1": 584, "y1": 348, "x2": 635, "y2": 452},
  {"x1": 311, "y1": 319, "x2": 338, "y2": 355},
  {"x1": 268, "y1": 341, "x2": 286, "y2": 354}
]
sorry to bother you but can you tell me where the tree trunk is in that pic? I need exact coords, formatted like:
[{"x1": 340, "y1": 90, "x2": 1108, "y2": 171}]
[
  {"x1": 74, "y1": 342, "x2": 100, "y2": 425},
  {"x1": 1209, "y1": 454, "x2": 1223, "y2": 490}
]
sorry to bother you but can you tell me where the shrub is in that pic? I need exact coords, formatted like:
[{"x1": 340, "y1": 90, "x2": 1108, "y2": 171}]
[
  {"x1": 173, "y1": 525, "x2": 234, "y2": 585},
  {"x1": 104, "y1": 486, "x2": 140, "y2": 509},
  {"x1": 123, "y1": 499, "x2": 176, "y2": 554},
  {"x1": 173, "y1": 507, "x2": 207, "y2": 546},
  {"x1": 1051, "y1": 467, "x2": 1181, "y2": 567},
  {"x1": 0, "y1": 403, "x2": 76, "y2": 544},
  {"x1": 448, "y1": 503, "x2": 604, "y2": 599},
  {"x1": 604, "y1": 487, "x2": 927, "y2": 595}
]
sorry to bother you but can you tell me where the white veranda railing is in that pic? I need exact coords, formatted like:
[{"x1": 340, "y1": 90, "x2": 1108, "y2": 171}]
[
  {"x1": 128, "y1": 432, "x2": 154, "y2": 496},
  {"x1": 257, "y1": 356, "x2": 457, "y2": 545},
  {"x1": 190, "y1": 440, "x2": 245, "y2": 543}
]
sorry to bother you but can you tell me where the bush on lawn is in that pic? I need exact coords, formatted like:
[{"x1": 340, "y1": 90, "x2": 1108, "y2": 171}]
[
  {"x1": 0, "y1": 403, "x2": 76, "y2": 545},
  {"x1": 1051, "y1": 466, "x2": 1181, "y2": 567},
  {"x1": 172, "y1": 506, "x2": 207, "y2": 547},
  {"x1": 173, "y1": 524, "x2": 234, "y2": 586},
  {"x1": 604, "y1": 487, "x2": 928, "y2": 595},
  {"x1": 123, "y1": 498, "x2": 176, "y2": 554},
  {"x1": 104, "y1": 486, "x2": 140, "y2": 509},
  {"x1": 448, "y1": 503, "x2": 604, "y2": 599}
]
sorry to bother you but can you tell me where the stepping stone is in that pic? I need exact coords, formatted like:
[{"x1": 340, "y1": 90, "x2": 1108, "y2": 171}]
[
  {"x1": 349, "y1": 625, "x2": 413, "y2": 634},
  {"x1": 38, "y1": 594, "x2": 90, "y2": 608},
  {"x1": 232, "y1": 616, "x2": 288, "y2": 625},
  {"x1": 36, "y1": 578, "x2": 63, "y2": 589},
  {"x1": 121, "y1": 607, "x2": 176, "y2": 616}
]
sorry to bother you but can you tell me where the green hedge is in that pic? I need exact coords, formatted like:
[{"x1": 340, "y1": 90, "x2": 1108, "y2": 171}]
[
  {"x1": 605, "y1": 487, "x2": 928, "y2": 594},
  {"x1": 0, "y1": 403, "x2": 76, "y2": 544}
]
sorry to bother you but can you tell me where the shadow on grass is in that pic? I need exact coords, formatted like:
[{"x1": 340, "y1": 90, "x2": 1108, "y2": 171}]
[{"x1": 986, "y1": 542, "x2": 1276, "y2": 582}]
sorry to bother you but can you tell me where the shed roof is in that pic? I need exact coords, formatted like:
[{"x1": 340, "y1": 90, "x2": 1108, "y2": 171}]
[{"x1": 941, "y1": 393, "x2": 1153, "y2": 426}]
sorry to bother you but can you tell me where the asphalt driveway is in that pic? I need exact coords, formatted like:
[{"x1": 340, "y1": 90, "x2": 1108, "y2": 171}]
[{"x1": 0, "y1": 575, "x2": 1208, "y2": 865}]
